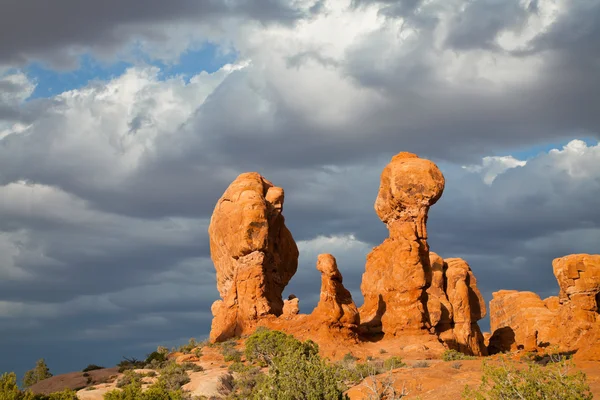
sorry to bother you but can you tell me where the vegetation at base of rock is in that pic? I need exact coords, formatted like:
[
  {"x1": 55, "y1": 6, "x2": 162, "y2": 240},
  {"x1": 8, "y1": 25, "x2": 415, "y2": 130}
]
[
  {"x1": 22, "y1": 359, "x2": 53, "y2": 388},
  {"x1": 81, "y1": 364, "x2": 104, "y2": 372},
  {"x1": 1, "y1": 372, "x2": 77, "y2": 400},
  {"x1": 177, "y1": 338, "x2": 199, "y2": 355},
  {"x1": 442, "y1": 349, "x2": 476, "y2": 361},
  {"x1": 384, "y1": 357, "x2": 407, "y2": 370},
  {"x1": 232, "y1": 329, "x2": 348, "y2": 399},
  {"x1": 462, "y1": 357, "x2": 593, "y2": 400},
  {"x1": 106, "y1": 361, "x2": 196, "y2": 400}
]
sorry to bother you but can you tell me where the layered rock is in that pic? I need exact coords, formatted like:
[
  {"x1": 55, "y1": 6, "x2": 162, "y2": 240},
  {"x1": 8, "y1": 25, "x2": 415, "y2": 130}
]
[
  {"x1": 426, "y1": 254, "x2": 487, "y2": 355},
  {"x1": 489, "y1": 254, "x2": 600, "y2": 354},
  {"x1": 208, "y1": 172, "x2": 299, "y2": 341},
  {"x1": 311, "y1": 254, "x2": 359, "y2": 328},
  {"x1": 360, "y1": 152, "x2": 445, "y2": 335}
]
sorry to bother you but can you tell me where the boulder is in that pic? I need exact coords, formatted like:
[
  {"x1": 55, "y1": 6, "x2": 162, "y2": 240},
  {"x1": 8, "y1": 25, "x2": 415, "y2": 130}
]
[{"x1": 208, "y1": 172, "x2": 299, "y2": 341}]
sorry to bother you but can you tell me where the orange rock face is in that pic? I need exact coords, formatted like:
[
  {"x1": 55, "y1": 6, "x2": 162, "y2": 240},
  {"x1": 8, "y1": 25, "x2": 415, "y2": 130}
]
[
  {"x1": 311, "y1": 254, "x2": 359, "y2": 328},
  {"x1": 208, "y1": 172, "x2": 299, "y2": 341},
  {"x1": 489, "y1": 254, "x2": 600, "y2": 355},
  {"x1": 426, "y1": 254, "x2": 487, "y2": 355},
  {"x1": 360, "y1": 153, "x2": 445, "y2": 335}
]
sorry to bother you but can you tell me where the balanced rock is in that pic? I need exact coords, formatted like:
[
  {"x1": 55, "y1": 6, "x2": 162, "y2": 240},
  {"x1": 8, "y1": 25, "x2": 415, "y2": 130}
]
[
  {"x1": 311, "y1": 254, "x2": 359, "y2": 327},
  {"x1": 360, "y1": 152, "x2": 445, "y2": 335},
  {"x1": 208, "y1": 172, "x2": 299, "y2": 341}
]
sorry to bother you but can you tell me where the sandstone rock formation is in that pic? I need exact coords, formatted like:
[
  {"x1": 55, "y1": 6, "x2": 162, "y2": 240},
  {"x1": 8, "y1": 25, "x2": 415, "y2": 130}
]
[
  {"x1": 207, "y1": 154, "x2": 488, "y2": 357},
  {"x1": 425, "y1": 254, "x2": 487, "y2": 355},
  {"x1": 311, "y1": 254, "x2": 359, "y2": 327},
  {"x1": 489, "y1": 254, "x2": 600, "y2": 354},
  {"x1": 360, "y1": 152, "x2": 445, "y2": 335},
  {"x1": 208, "y1": 172, "x2": 299, "y2": 341}
]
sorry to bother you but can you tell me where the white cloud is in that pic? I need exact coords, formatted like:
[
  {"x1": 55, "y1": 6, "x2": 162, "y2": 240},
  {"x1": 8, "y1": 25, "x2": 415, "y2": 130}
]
[{"x1": 463, "y1": 155, "x2": 527, "y2": 184}]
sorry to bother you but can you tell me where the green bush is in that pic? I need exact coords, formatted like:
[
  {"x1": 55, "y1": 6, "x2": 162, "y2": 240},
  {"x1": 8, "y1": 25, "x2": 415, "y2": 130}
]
[
  {"x1": 82, "y1": 365, "x2": 104, "y2": 373},
  {"x1": 383, "y1": 356, "x2": 406, "y2": 370},
  {"x1": 22, "y1": 359, "x2": 53, "y2": 388},
  {"x1": 145, "y1": 351, "x2": 167, "y2": 365},
  {"x1": 177, "y1": 338, "x2": 198, "y2": 355},
  {"x1": 342, "y1": 353, "x2": 358, "y2": 364},
  {"x1": 116, "y1": 357, "x2": 145, "y2": 373},
  {"x1": 242, "y1": 330, "x2": 348, "y2": 400},
  {"x1": 412, "y1": 361, "x2": 430, "y2": 368},
  {"x1": 1, "y1": 372, "x2": 77, "y2": 400},
  {"x1": 244, "y1": 329, "x2": 318, "y2": 367},
  {"x1": 156, "y1": 362, "x2": 190, "y2": 391},
  {"x1": 462, "y1": 357, "x2": 593, "y2": 400},
  {"x1": 116, "y1": 371, "x2": 142, "y2": 388},
  {"x1": 442, "y1": 349, "x2": 476, "y2": 361},
  {"x1": 221, "y1": 347, "x2": 242, "y2": 363},
  {"x1": 181, "y1": 363, "x2": 203, "y2": 373}
]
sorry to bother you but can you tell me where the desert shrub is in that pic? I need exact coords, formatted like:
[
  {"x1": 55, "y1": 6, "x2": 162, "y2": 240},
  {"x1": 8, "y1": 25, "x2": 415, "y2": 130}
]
[
  {"x1": 104, "y1": 380, "x2": 191, "y2": 400},
  {"x1": 243, "y1": 330, "x2": 348, "y2": 399},
  {"x1": 145, "y1": 351, "x2": 167, "y2": 365},
  {"x1": 452, "y1": 362, "x2": 462, "y2": 370},
  {"x1": 226, "y1": 368, "x2": 264, "y2": 400},
  {"x1": 228, "y1": 362, "x2": 252, "y2": 374},
  {"x1": 383, "y1": 356, "x2": 406, "y2": 370},
  {"x1": 221, "y1": 347, "x2": 242, "y2": 363},
  {"x1": 156, "y1": 346, "x2": 169, "y2": 356},
  {"x1": 44, "y1": 390, "x2": 79, "y2": 400},
  {"x1": 244, "y1": 329, "x2": 318, "y2": 367},
  {"x1": 462, "y1": 357, "x2": 592, "y2": 400},
  {"x1": 22, "y1": 359, "x2": 53, "y2": 388},
  {"x1": 1, "y1": 372, "x2": 23, "y2": 398},
  {"x1": 379, "y1": 348, "x2": 387, "y2": 354},
  {"x1": 82, "y1": 364, "x2": 104, "y2": 372},
  {"x1": 413, "y1": 361, "x2": 429, "y2": 368},
  {"x1": 181, "y1": 363, "x2": 203, "y2": 373},
  {"x1": 442, "y1": 349, "x2": 476, "y2": 361},
  {"x1": 157, "y1": 362, "x2": 190, "y2": 391},
  {"x1": 116, "y1": 371, "x2": 142, "y2": 388},
  {"x1": 116, "y1": 357, "x2": 145, "y2": 373},
  {"x1": 177, "y1": 338, "x2": 198, "y2": 355},
  {"x1": 342, "y1": 353, "x2": 359, "y2": 364},
  {"x1": 0, "y1": 373, "x2": 78, "y2": 400},
  {"x1": 193, "y1": 348, "x2": 203, "y2": 359}
]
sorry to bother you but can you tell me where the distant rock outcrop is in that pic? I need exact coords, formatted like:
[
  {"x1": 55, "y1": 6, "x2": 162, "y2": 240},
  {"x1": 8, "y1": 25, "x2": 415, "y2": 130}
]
[
  {"x1": 208, "y1": 172, "x2": 299, "y2": 341},
  {"x1": 311, "y1": 254, "x2": 359, "y2": 328},
  {"x1": 489, "y1": 254, "x2": 600, "y2": 355}
]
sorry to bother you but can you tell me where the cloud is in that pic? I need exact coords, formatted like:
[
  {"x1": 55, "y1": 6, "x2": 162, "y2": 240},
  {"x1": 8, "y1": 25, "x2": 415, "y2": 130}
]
[{"x1": 463, "y1": 155, "x2": 526, "y2": 184}]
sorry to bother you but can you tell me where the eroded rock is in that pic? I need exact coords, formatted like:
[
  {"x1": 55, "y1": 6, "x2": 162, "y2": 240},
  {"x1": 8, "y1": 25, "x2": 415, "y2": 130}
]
[
  {"x1": 311, "y1": 254, "x2": 359, "y2": 327},
  {"x1": 360, "y1": 152, "x2": 445, "y2": 335},
  {"x1": 208, "y1": 172, "x2": 299, "y2": 341}
]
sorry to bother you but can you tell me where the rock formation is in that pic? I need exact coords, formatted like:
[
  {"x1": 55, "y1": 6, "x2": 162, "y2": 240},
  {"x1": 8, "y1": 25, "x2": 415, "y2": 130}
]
[
  {"x1": 425, "y1": 253, "x2": 487, "y2": 355},
  {"x1": 208, "y1": 172, "x2": 299, "y2": 341},
  {"x1": 489, "y1": 254, "x2": 600, "y2": 354},
  {"x1": 360, "y1": 152, "x2": 445, "y2": 335},
  {"x1": 207, "y1": 154, "x2": 487, "y2": 356},
  {"x1": 311, "y1": 254, "x2": 359, "y2": 328}
]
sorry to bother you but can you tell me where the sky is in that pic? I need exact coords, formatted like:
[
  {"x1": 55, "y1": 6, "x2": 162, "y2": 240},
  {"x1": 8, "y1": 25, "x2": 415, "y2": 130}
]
[{"x1": 0, "y1": 0, "x2": 599, "y2": 379}]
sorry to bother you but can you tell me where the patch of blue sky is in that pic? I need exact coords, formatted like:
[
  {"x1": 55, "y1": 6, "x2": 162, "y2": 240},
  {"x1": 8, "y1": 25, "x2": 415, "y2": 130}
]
[
  {"x1": 25, "y1": 54, "x2": 131, "y2": 99},
  {"x1": 153, "y1": 42, "x2": 238, "y2": 82},
  {"x1": 24, "y1": 42, "x2": 237, "y2": 100}
]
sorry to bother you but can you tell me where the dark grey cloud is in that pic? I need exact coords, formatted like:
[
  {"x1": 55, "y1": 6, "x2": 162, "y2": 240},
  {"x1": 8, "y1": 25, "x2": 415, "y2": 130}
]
[{"x1": 0, "y1": 0, "x2": 305, "y2": 68}]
